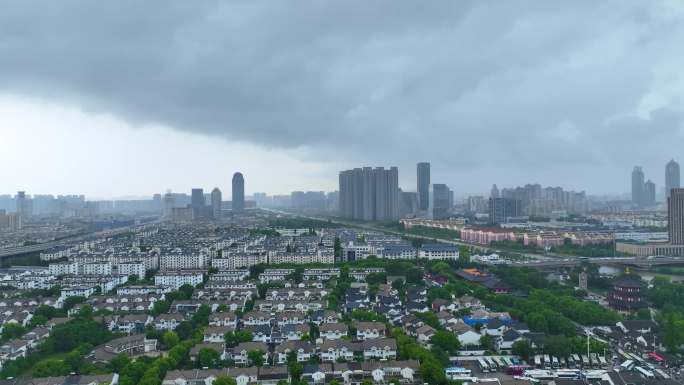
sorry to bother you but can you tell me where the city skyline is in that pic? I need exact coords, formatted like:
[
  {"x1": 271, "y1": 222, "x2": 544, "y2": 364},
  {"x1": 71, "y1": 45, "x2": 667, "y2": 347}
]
[{"x1": 2, "y1": 2, "x2": 684, "y2": 197}]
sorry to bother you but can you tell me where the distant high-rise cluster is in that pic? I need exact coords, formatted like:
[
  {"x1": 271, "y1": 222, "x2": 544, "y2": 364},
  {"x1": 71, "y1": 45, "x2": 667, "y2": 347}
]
[
  {"x1": 496, "y1": 183, "x2": 587, "y2": 216},
  {"x1": 666, "y1": 160, "x2": 681, "y2": 200},
  {"x1": 631, "y1": 166, "x2": 656, "y2": 208},
  {"x1": 232, "y1": 172, "x2": 245, "y2": 213},
  {"x1": 416, "y1": 162, "x2": 430, "y2": 211},
  {"x1": 339, "y1": 167, "x2": 399, "y2": 221}
]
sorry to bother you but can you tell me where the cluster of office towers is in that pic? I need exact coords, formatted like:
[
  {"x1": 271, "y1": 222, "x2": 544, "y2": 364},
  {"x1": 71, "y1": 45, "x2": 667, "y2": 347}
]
[
  {"x1": 163, "y1": 172, "x2": 245, "y2": 220},
  {"x1": 631, "y1": 160, "x2": 680, "y2": 208}
]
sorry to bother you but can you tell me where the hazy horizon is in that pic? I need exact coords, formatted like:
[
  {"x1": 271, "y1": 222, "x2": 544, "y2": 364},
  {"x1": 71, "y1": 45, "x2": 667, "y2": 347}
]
[{"x1": 2, "y1": 1, "x2": 684, "y2": 198}]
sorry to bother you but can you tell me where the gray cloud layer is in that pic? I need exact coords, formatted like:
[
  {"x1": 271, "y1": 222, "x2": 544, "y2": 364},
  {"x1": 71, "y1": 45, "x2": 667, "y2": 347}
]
[{"x1": 1, "y1": 1, "x2": 683, "y2": 193}]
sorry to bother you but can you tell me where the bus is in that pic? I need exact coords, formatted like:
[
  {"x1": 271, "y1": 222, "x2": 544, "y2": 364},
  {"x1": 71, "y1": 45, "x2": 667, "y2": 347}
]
[
  {"x1": 620, "y1": 360, "x2": 635, "y2": 371},
  {"x1": 502, "y1": 357, "x2": 513, "y2": 367},
  {"x1": 581, "y1": 355, "x2": 590, "y2": 367},
  {"x1": 655, "y1": 369, "x2": 671, "y2": 379},
  {"x1": 598, "y1": 355, "x2": 607, "y2": 367},
  {"x1": 446, "y1": 367, "x2": 472, "y2": 380},
  {"x1": 635, "y1": 366, "x2": 655, "y2": 379},
  {"x1": 534, "y1": 355, "x2": 542, "y2": 368},
  {"x1": 591, "y1": 353, "x2": 599, "y2": 368},
  {"x1": 524, "y1": 369, "x2": 556, "y2": 380},
  {"x1": 560, "y1": 357, "x2": 566, "y2": 368},
  {"x1": 567, "y1": 355, "x2": 575, "y2": 368},
  {"x1": 486, "y1": 357, "x2": 498, "y2": 371},
  {"x1": 572, "y1": 354, "x2": 581, "y2": 365},
  {"x1": 478, "y1": 357, "x2": 490, "y2": 373},
  {"x1": 556, "y1": 369, "x2": 581, "y2": 379},
  {"x1": 543, "y1": 355, "x2": 551, "y2": 368},
  {"x1": 506, "y1": 365, "x2": 533, "y2": 376},
  {"x1": 552, "y1": 356, "x2": 559, "y2": 369},
  {"x1": 493, "y1": 357, "x2": 505, "y2": 368}
]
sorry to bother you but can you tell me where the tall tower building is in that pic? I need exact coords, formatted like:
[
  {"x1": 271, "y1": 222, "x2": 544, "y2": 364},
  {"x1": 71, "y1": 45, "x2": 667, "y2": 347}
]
[
  {"x1": 668, "y1": 188, "x2": 684, "y2": 245},
  {"x1": 232, "y1": 172, "x2": 245, "y2": 213},
  {"x1": 15, "y1": 191, "x2": 32, "y2": 218},
  {"x1": 490, "y1": 184, "x2": 500, "y2": 199},
  {"x1": 631, "y1": 166, "x2": 645, "y2": 207},
  {"x1": 191, "y1": 188, "x2": 205, "y2": 209},
  {"x1": 644, "y1": 180, "x2": 656, "y2": 207},
  {"x1": 432, "y1": 183, "x2": 451, "y2": 220},
  {"x1": 666, "y1": 160, "x2": 680, "y2": 200},
  {"x1": 416, "y1": 162, "x2": 430, "y2": 211},
  {"x1": 163, "y1": 191, "x2": 175, "y2": 219},
  {"x1": 211, "y1": 188, "x2": 222, "y2": 219}
]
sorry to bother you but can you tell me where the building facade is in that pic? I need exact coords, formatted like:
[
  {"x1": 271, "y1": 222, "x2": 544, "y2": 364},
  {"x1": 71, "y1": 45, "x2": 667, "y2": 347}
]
[
  {"x1": 669, "y1": 188, "x2": 684, "y2": 245},
  {"x1": 232, "y1": 172, "x2": 245, "y2": 213},
  {"x1": 339, "y1": 167, "x2": 399, "y2": 221},
  {"x1": 417, "y1": 162, "x2": 430, "y2": 211},
  {"x1": 666, "y1": 160, "x2": 681, "y2": 200}
]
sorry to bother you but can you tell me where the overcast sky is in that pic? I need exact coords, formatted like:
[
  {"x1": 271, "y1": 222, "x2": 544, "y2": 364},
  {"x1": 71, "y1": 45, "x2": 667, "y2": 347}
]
[{"x1": 1, "y1": 1, "x2": 684, "y2": 199}]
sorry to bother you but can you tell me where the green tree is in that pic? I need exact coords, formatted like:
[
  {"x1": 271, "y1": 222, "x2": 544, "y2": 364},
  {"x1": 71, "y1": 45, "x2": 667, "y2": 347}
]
[
  {"x1": 512, "y1": 340, "x2": 535, "y2": 362},
  {"x1": 213, "y1": 375, "x2": 237, "y2": 385},
  {"x1": 479, "y1": 334, "x2": 495, "y2": 352},
  {"x1": 248, "y1": 350, "x2": 265, "y2": 367},
  {"x1": 162, "y1": 331, "x2": 180, "y2": 349},
  {"x1": 1, "y1": 323, "x2": 26, "y2": 341},
  {"x1": 178, "y1": 284, "x2": 195, "y2": 300},
  {"x1": 430, "y1": 331, "x2": 461, "y2": 355},
  {"x1": 198, "y1": 348, "x2": 221, "y2": 368},
  {"x1": 108, "y1": 353, "x2": 131, "y2": 373},
  {"x1": 62, "y1": 296, "x2": 86, "y2": 311}
]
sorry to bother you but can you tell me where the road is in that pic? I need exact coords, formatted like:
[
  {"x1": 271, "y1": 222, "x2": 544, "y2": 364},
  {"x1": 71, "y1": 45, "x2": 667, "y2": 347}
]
[{"x1": 0, "y1": 220, "x2": 159, "y2": 259}]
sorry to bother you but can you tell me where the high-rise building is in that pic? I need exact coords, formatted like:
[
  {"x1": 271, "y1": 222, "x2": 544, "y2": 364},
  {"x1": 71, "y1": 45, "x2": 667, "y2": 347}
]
[
  {"x1": 668, "y1": 188, "x2": 684, "y2": 245},
  {"x1": 631, "y1": 166, "x2": 645, "y2": 207},
  {"x1": 191, "y1": 188, "x2": 205, "y2": 209},
  {"x1": 666, "y1": 159, "x2": 680, "y2": 200},
  {"x1": 488, "y1": 197, "x2": 521, "y2": 224},
  {"x1": 339, "y1": 166, "x2": 399, "y2": 221},
  {"x1": 232, "y1": 172, "x2": 245, "y2": 213},
  {"x1": 163, "y1": 192, "x2": 176, "y2": 219},
  {"x1": 15, "y1": 191, "x2": 32, "y2": 218},
  {"x1": 490, "y1": 184, "x2": 500, "y2": 199},
  {"x1": 399, "y1": 190, "x2": 418, "y2": 217},
  {"x1": 644, "y1": 180, "x2": 656, "y2": 207},
  {"x1": 431, "y1": 183, "x2": 451, "y2": 220},
  {"x1": 417, "y1": 162, "x2": 430, "y2": 211},
  {"x1": 211, "y1": 188, "x2": 222, "y2": 219}
]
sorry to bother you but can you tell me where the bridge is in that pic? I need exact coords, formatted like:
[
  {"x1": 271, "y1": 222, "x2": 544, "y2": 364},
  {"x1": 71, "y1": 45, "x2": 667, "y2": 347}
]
[{"x1": 0, "y1": 221, "x2": 159, "y2": 259}]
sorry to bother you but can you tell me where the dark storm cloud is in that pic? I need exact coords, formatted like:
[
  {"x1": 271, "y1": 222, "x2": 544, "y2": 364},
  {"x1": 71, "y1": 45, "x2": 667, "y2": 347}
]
[{"x1": 1, "y1": 0, "x2": 683, "y2": 192}]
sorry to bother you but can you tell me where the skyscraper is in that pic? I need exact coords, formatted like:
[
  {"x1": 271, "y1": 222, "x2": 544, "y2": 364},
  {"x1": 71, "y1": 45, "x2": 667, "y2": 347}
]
[
  {"x1": 666, "y1": 159, "x2": 680, "y2": 200},
  {"x1": 339, "y1": 166, "x2": 399, "y2": 221},
  {"x1": 490, "y1": 184, "x2": 500, "y2": 199},
  {"x1": 417, "y1": 162, "x2": 430, "y2": 211},
  {"x1": 431, "y1": 183, "x2": 451, "y2": 220},
  {"x1": 668, "y1": 188, "x2": 684, "y2": 245},
  {"x1": 15, "y1": 191, "x2": 32, "y2": 218},
  {"x1": 644, "y1": 180, "x2": 656, "y2": 207},
  {"x1": 191, "y1": 188, "x2": 205, "y2": 209},
  {"x1": 232, "y1": 172, "x2": 245, "y2": 213},
  {"x1": 211, "y1": 187, "x2": 222, "y2": 219},
  {"x1": 631, "y1": 166, "x2": 645, "y2": 207},
  {"x1": 488, "y1": 197, "x2": 521, "y2": 224}
]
